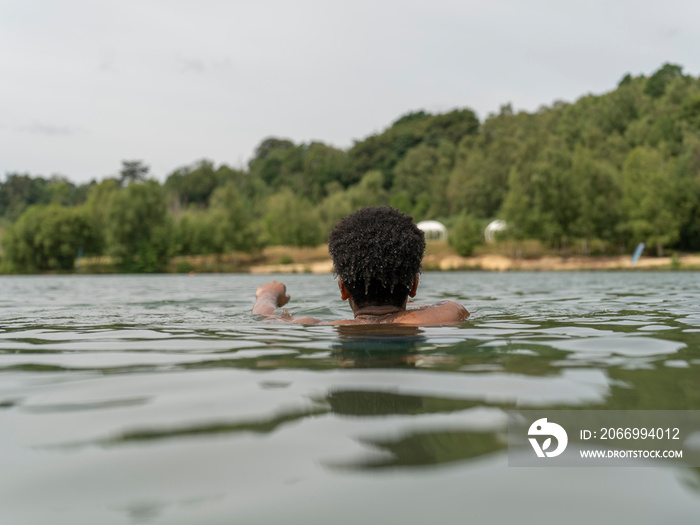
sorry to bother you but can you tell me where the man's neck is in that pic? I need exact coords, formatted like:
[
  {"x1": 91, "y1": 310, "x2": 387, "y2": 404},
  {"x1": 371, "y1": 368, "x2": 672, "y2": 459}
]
[{"x1": 352, "y1": 304, "x2": 405, "y2": 318}]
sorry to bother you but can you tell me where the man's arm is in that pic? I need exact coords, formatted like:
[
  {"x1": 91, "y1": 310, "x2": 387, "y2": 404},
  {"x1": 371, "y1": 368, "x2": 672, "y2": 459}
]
[
  {"x1": 252, "y1": 281, "x2": 323, "y2": 324},
  {"x1": 252, "y1": 281, "x2": 290, "y2": 316},
  {"x1": 252, "y1": 281, "x2": 468, "y2": 326}
]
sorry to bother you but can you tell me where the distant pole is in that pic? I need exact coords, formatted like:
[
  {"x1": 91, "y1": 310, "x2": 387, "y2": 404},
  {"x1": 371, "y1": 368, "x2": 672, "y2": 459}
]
[{"x1": 631, "y1": 242, "x2": 645, "y2": 265}]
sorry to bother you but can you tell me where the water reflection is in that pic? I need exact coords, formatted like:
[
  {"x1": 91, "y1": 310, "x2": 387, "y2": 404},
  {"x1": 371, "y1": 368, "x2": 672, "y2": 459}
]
[
  {"x1": 327, "y1": 389, "x2": 427, "y2": 416},
  {"x1": 333, "y1": 324, "x2": 427, "y2": 367},
  {"x1": 324, "y1": 388, "x2": 504, "y2": 470}
]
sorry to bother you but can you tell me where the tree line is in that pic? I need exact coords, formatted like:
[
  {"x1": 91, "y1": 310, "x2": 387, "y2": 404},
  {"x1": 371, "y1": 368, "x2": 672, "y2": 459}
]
[{"x1": 1, "y1": 63, "x2": 699, "y2": 272}]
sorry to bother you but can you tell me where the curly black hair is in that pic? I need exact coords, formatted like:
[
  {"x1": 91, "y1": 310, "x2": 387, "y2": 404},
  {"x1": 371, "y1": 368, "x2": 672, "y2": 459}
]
[{"x1": 328, "y1": 206, "x2": 426, "y2": 307}]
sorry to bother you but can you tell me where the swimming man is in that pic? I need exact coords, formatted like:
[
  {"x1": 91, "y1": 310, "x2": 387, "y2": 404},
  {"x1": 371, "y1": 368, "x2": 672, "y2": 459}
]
[{"x1": 252, "y1": 206, "x2": 469, "y2": 326}]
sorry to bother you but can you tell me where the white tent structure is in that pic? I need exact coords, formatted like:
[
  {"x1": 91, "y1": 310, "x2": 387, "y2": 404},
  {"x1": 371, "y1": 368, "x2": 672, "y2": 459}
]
[
  {"x1": 484, "y1": 220, "x2": 507, "y2": 243},
  {"x1": 417, "y1": 220, "x2": 448, "y2": 241}
]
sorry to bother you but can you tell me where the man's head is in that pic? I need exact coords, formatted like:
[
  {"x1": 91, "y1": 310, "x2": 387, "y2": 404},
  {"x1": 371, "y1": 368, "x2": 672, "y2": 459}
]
[{"x1": 328, "y1": 206, "x2": 426, "y2": 307}]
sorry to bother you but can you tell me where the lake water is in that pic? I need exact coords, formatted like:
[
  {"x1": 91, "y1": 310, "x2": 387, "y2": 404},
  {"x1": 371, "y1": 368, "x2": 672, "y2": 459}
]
[{"x1": 1, "y1": 272, "x2": 699, "y2": 524}]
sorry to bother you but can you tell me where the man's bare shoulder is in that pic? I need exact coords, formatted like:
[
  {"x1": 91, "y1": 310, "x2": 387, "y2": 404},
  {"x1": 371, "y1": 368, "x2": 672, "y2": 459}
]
[{"x1": 393, "y1": 300, "x2": 469, "y2": 326}]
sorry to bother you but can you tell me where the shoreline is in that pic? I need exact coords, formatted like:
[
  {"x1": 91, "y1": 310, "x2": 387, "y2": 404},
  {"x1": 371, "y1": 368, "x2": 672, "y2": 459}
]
[
  {"x1": 247, "y1": 252, "x2": 700, "y2": 274},
  {"x1": 4, "y1": 248, "x2": 700, "y2": 276}
]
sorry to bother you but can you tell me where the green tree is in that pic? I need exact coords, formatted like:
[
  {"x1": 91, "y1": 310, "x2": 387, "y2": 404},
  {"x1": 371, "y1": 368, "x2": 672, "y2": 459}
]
[
  {"x1": 300, "y1": 142, "x2": 349, "y2": 200},
  {"x1": 449, "y1": 213, "x2": 482, "y2": 256},
  {"x1": 393, "y1": 144, "x2": 437, "y2": 208},
  {"x1": 392, "y1": 141, "x2": 455, "y2": 220},
  {"x1": 347, "y1": 118, "x2": 425, "y2": 187},
  {"x1": 83, "y1": 178, "x2": 120, "y2": 256},
  {"x1": 389, "y1": 191, "x2": 412, "y2": 215},
  {"x1": 347, "y1": 108, "x2": 478, "y2": 189},
  {"x1": 0, "y1": 173, "x2": 51, "y2": 221},
  {"x1": 119, "y1": 160, "x2": 149, "y2": 186},
  {"x1": 173, "y1": 210, "x2": 212, "y2": 255},
  {"x1": 165, "y1": 160, "x2": 219, "y2": 208},
  {"x1": 103, "y1": 180, "x2": 171, "y2": 271},
  {"x1": 425, "y1": 108, "x2": 480, "y2": 145},
  {"x1": 262, "y1": 189, "x2": 322, "y2": 247},
  {"x1": 644, "y1": 63, "x2": 685, "y2": 99},
  {"x1": 209, "y1": 182, "x2": 258, "y2": 252},
  {"x1": 675, "y1": 134, "x2": 700, "y2": 250},
  {"x1": 566, "y1": 147, "x2": 622, "y2": 245},
  {"x1": 252, "y1": 137, "x2": 295, "y2": 162},
  {"x1": 447, "y1": 106, "x2": 530, "y2": 219},
  {"x1": 2, "y1": 204, "x2": 96, "y2": 271},
  {"x1": 622, "y1": 147, "x2": 682, "y2": 255},
  {"x1": 318, "y1": 184, "x2": 353, "y2": 239},
  {"x1": 346, "y1": 170, "x2": 389, "y2": 209},
  {"x1": 501, "y1": 140, "x2": 583, "y2": 250},
  {"x1": 248, "y1": 137, "x2": 298, "y2": 189}
]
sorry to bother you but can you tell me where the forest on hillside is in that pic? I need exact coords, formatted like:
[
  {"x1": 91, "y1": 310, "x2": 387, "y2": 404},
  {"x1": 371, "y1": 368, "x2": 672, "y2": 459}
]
[{"x1": 1, "y1": 63, "x2": 699, "y2": 273}]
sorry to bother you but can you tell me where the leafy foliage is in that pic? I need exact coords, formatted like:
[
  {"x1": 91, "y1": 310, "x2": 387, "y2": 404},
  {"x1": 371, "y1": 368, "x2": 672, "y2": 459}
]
[
  {"x1": 3, "y1": 63, "x2": 700, "y2": 273},
  {"x1": 103, "y1": 180, "x2": 171, "y2": 272},
  {"x1": 2, "y1": 204, "x2": 96, "y2": 271},
  {"x1": 449, "y1": 214, "x2": 482, "y2": 256},
  {"x1": 119, "y1": 160, "x2": 149, "y2": 186},
  {"x1": 262, "y1": 189, "x2": 322, "y2": 247}
]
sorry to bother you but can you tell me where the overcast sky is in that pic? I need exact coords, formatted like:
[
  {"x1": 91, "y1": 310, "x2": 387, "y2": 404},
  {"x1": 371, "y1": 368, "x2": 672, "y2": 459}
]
[{"x1": 2, "y1": 0, "x2": 699, "y2": 184}]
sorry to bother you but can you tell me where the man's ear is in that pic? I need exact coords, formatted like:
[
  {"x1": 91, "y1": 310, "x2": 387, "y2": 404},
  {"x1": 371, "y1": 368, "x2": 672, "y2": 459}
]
[
  {"x1": 408, "y1": 275, "x2": 419, "y2": 298},
  {"x1": 338, "y1": 278, "x2": 350, "y2": 301}
]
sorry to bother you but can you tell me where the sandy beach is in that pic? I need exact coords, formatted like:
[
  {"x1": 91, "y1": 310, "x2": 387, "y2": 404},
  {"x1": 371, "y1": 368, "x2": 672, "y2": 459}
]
[{"x1": 248, "y1": 251, "x2": 700, "y2": 274}]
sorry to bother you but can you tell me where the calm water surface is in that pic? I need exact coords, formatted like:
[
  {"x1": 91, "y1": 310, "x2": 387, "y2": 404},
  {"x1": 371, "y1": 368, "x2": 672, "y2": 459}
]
[{"x1": 1, "y1": 272, "x2": 699, "y2": 524}]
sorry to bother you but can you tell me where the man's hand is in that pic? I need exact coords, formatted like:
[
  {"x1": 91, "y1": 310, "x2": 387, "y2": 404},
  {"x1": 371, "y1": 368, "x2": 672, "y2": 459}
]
[
  {"x1": 255, "y1": 281, "x2": 290, "y2": 307},
  {"x1": 253, "y1": 281, "x2": 292, "y2": 316}
]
